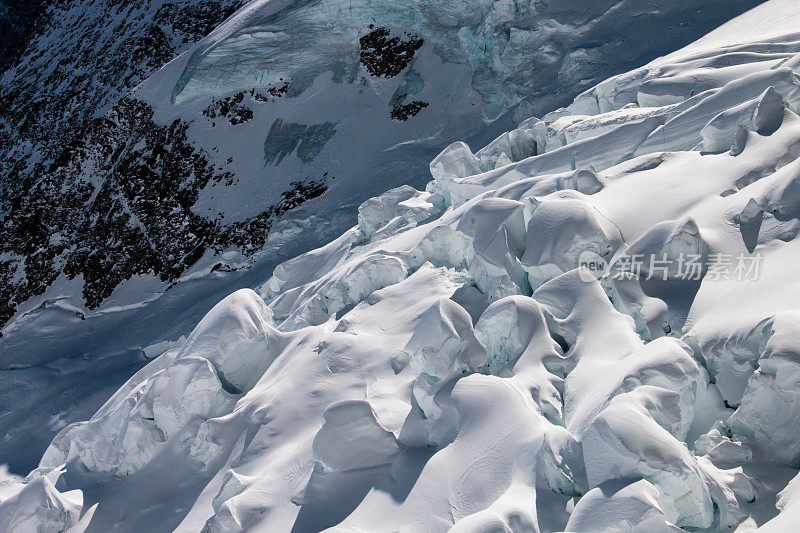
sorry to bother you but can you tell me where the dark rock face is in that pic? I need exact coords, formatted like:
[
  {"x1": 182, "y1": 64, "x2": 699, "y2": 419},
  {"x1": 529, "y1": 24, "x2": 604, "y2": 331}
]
[
  {"x1": 157, "y1": 0, "x2": 244, "y2": 41},
  {"x1": 0, "y1": 0, "x2": 337, "y2": 332},
  {"x1": 0, "y1": 97, "x2": 328, "y2": 330},
  {"x1": 0, "y1": 0, "x2": 46, "y2": 73},
  {"x1": 0, "y1": 16, "x2": 429, "y2": 330},
  {"x1": 359, "y1": 26, "x2": 423, "y2": 79},
  {"x1": 0, "y1": 0, "x2": 260, "y2": 329},
  {"x1": 390, "y1": 100, "x2": 429, "y2": 121},
  {"x1": 358, "y1": 26, "x2": 429, "y2": 120},
  {"x1": 203, "y1": 84, "x2": 291, "y2": 125},
  {"x1": 203, "y1": 91, "x2": 255, "y2": 125}
]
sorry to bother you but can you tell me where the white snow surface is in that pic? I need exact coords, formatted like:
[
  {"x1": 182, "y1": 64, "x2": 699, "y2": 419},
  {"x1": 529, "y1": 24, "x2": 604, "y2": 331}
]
[{"x1": 7, "y1": 0, "x2": 800, "y2": 531}]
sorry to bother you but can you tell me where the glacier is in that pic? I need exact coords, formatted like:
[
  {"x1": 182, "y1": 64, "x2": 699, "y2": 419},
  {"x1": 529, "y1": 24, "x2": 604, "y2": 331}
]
[
  {"x1": 5, "y1": 0, "x2": 800, "y2": 531},
  {"x1": 0, "y1": 0, "x2": 764, "y2": 476}
]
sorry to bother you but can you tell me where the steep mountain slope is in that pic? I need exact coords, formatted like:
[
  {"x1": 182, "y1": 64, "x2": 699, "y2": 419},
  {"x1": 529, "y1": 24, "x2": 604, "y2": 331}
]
[
  {"x1": 1, "y1": 0, "x2": 763, "y2": 329},
  {"x1": 0, "y1": 0, "x2": 247, "y2": 323},
  {"x1": 0, "y1": 0, "x2": 248, "y2": 472},
  {"x1": 0, "y1": 0, "x2": 763, "y2": 474},
  {"x1": 3, "y1": 0, "x2": 800, "y2": 531},
  {"x1": 0, "y1": 0, "x2": 246, "y2": 200}
]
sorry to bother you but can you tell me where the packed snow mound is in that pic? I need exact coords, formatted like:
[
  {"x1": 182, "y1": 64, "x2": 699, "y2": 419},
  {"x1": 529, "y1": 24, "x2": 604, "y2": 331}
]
[
  {"x1": 565, "y1": 479, "x2": 684, "y2": 533},
  {"x1": 9, "y1": 0, "x2": 800, "y2": 531}
]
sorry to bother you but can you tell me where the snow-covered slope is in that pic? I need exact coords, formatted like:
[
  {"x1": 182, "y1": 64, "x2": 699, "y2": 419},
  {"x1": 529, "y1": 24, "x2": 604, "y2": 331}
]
[
  {"x1": 4, "y1": 0, "x2": 800, "y2": 531},
  {"x1": 0, "y1": 0, "x2": 762, "y2": 475},
  {"x1": 1, "y1": 0, "x2": 760, "y2": 327},
  {"x1": 0, "y1": 0, "x2": 246, "y2": 200}
]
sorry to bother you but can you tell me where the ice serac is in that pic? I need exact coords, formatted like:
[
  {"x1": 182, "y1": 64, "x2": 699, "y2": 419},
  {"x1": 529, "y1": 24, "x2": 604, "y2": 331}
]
[
  {"x1": 700, "y1": 87, "x2": 787, "y2": 155},
  {"x1": 175, "y1": 289, "x2": 281, "y2": 393},
  {"x1": 728, "y1": 311, "x2": 800, "y2": 467},
  {"x1": 521, "y1": 194, "x2": 623, "y2": 290},
  {"x1": 37, "y1": 289, "x2": 282, "y2": 477},
  {"x1": 7, "y1": 0, "x2": 800, "y2": 531}
]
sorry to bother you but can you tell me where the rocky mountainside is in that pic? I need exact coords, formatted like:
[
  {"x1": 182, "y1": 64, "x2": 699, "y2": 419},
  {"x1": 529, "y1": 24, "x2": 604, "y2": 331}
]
[
  {"x1": 0, "y1": 0, "x2": 246, "y2": 195},
  {"x1": 0, "y1": 0, "x2": 248, "y2": 324},
  {"x1": 0, "y1": 0, "x2": 250, "y2": 316},
  {"x1": 0, "y1": 0, "x2": 764, "y2": 480}
]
